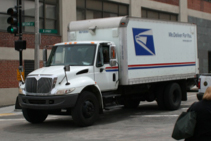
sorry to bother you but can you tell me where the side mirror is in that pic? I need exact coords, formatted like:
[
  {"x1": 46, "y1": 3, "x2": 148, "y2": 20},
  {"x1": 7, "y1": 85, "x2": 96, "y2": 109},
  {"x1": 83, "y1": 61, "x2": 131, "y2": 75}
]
[
  {"x1": 110, "y1": 45, "x2": 116, "y2": 59},
  {"x1": 43, "y1": 49, "x2": 47, "y2": 67},
  {"x1": 110, "y1": 60, "x2": 117, "y2": 67},
  {"x1": 109, "y1": 45, "x2": 117, "y2": 67},
  {"x1": 63, "y1": 65, "x2": 70, "y2": 85},
  {"x1": 64, "y1": 65, "x2": 70, "y2": 72}
]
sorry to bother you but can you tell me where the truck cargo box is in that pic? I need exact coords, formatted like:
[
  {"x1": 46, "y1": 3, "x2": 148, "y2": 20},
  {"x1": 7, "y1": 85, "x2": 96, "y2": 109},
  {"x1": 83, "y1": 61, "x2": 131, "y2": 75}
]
[{"x1": 68, "y1": 17, "x2": 199, "y2": 85}]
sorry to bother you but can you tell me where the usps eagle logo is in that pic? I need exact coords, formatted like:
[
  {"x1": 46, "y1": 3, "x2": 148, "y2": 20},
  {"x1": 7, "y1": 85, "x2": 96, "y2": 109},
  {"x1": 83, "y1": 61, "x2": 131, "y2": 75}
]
[{"x1": 132, "y1": 28, "x2": 156, "y2": 56}]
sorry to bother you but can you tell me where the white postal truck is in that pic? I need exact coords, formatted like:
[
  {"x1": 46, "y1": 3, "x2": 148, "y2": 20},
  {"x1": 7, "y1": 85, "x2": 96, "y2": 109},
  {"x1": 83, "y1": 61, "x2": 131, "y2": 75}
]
[{"x1": 18, "y1": 17, "x2": 199, "y2": 126}]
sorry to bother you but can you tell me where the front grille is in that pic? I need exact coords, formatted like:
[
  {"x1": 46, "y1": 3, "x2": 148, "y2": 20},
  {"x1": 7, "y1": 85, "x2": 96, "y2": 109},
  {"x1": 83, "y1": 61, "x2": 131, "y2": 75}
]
[{"x1": 26, "y1": 77, "x2": 52, "y2": 94}]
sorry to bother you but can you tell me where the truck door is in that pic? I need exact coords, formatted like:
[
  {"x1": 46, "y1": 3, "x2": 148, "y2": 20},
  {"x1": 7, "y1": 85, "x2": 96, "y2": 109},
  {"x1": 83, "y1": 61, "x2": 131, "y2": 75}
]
[{"x1": 94, "y1": 44, "x2": 118, "y2": 91}]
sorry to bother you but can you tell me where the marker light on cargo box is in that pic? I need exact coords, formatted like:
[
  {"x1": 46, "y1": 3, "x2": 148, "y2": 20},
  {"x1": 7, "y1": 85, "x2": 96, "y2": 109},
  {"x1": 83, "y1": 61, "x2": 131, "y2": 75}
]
[
  {"x1": 113, "y1": 49, "x2": 115, "y2": 58},
  {"x1": 121, "y1": 22, "x2": 125, "y2": 25},
  {"x1": 74, "y1": 42, "x2": 77, "y2": 44},
  {"x1": 69, "y1": 42, "x2": 72, "y2": 44},
  {"x1": 65, "y1": 42, "x2": 67, "y2": 45},
  {"x1": 91, "y1": 42, "x2": 95, "y2": 44}
]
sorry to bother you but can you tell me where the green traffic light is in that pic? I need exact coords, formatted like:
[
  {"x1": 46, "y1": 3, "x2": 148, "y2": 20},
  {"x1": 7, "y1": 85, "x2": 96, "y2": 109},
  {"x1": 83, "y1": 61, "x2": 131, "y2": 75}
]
[
  {"x1": 7, "y1": 7, "x2": 18, "y2": 34},
  {"x1": 7, "y1": 26, "x2": 17, "y2": 33}
]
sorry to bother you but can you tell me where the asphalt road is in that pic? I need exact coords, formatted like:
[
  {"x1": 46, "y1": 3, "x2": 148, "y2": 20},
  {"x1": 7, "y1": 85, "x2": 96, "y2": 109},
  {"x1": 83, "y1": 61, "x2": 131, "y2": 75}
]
[{"x1": 0, "y1": 92, "x2": 198, "y2": 141}]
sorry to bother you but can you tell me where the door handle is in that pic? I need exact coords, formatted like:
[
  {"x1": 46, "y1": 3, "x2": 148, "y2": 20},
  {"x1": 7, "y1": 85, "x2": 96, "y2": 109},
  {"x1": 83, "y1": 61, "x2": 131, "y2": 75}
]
[
  {"x1": 100, "y1": 68, "x2": 104, "y2": 72},
  {"x1": 113, "y1": 73, "x2": 116, "y2": 81}
]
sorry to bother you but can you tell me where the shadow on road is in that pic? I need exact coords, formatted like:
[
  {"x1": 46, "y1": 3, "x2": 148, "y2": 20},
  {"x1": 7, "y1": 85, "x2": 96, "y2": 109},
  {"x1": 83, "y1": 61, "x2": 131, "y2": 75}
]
[{"x1": 3, "y1": 102, "x2": 187, "y2": 133}]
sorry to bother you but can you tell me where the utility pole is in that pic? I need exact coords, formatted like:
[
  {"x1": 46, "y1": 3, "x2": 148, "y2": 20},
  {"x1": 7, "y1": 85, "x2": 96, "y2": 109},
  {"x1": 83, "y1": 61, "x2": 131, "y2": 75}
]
[{"x1": 34, "y1": 0, "x2": 40, "y2": 69}]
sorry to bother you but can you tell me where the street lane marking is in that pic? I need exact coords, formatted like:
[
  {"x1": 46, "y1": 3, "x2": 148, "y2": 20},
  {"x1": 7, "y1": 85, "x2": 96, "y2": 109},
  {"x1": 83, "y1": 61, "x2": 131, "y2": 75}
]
[
  {"x1": 141, "y1": 115, "x2": 179, "y2": 117},
  {"x1": 0, "y1": 112, "x2": 22, "y2": 117},
  {"x1": 0, "y1": 113, "x2": 16, "y2": 117},
  {"x1": 187, "y1": 95, "x2": 197, "y2": 97},
  {"x1": 0, "y1": 116, "x2": 59, "y2": 122},
  {"x1": 0, "y1": 119, "x2": 25, "y2": 121},
  {"x1": 182, "y1": 108, "x2": 188, "y2": 111},
  {"x1": 130, "y1": 115, "x2": 179, "y2": 118}
]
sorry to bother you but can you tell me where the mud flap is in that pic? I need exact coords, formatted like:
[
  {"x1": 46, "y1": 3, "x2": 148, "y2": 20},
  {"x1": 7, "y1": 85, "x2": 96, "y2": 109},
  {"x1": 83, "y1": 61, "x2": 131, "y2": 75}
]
[{"x1": 15, "y1": 96, "x2": 22, "y2": 109}]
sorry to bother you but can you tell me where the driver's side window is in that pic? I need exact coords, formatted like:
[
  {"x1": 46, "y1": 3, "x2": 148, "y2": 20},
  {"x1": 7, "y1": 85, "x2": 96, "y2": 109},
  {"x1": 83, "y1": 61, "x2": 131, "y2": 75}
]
[{"x1": 96, "y1": 46, "x2": 109, "y2": 67}]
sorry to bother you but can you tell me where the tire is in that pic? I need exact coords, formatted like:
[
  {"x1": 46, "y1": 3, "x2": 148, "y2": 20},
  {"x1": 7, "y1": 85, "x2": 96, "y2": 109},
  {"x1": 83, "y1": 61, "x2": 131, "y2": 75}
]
[
  {"x1": 197, "y1": 93, "x2": 203, "y2": 101},
  {"x1": 122, "y1": 97, "x2": 140, "y2": 109},
  {"x1": 156, "y1": 85, "x2": 166, "y2": 109},
  {"x1": 71, "y1": 91, "x2": 99, "y2": 127},
  {"x1": 164, "y1": 83, "x2": 182, "y2": 110},
  {"x1": 22, "y1": 109, "x2": 48, "y2": 124}
]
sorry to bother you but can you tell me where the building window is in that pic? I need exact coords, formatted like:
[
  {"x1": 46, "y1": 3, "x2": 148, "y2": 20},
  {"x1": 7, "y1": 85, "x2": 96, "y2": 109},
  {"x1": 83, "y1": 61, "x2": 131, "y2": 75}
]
[
  {"x1": 0, "y1": 0, "x2": 59, "y2": 34},
  {"x1": 23, "y1": 0, "x2": 58, "y2": 34},
  {"x1": 76, "y1": 0, "x2": 129, "y2": 20},
  {"x1": 142, "y1": 8, "x2": 178, "y2": 21}
]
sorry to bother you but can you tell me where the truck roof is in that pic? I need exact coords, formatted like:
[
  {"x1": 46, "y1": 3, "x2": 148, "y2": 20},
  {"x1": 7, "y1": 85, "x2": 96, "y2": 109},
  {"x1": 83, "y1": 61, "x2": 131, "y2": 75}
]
[
  {"x1": 54, "y1": 41, "x2": 111, "y2": 46},
  {"x1": 68, "y1": 16, "x2": 196, "y2": 32},
  {"x1": 68, "y1": 16, "x2": 127, "y2": 32}
]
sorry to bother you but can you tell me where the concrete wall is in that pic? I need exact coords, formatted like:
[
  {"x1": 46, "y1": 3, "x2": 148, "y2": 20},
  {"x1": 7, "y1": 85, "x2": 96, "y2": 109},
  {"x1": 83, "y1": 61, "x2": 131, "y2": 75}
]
[
  {"x1": 0, "y1": 88, "x2": 18, "y2": 107},
  {"x1": 130, "y1": 0, "x2": 179, "y2": 17},
  {"x1": 188, "y1": 16, "x2": 211, "y2": 73},
  {"x1": 179, "y1": 0, "x2": 188, "y2": 22},
  {"x1": 59, "y1": 0, "x2": 76, "y2": 42}
]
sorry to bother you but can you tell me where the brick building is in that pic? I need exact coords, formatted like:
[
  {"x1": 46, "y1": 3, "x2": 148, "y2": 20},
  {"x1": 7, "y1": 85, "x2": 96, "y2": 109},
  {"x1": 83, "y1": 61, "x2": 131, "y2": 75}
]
[{"x1": 0, "y1": 0, "x2": 211, "y2": 106}]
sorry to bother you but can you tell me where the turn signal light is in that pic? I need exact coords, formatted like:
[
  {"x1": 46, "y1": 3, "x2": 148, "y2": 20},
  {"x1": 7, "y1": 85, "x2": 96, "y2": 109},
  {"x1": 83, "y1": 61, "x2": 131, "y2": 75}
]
[{"x1": 198, "y1": 78, "x2": 201, "y2": 89}]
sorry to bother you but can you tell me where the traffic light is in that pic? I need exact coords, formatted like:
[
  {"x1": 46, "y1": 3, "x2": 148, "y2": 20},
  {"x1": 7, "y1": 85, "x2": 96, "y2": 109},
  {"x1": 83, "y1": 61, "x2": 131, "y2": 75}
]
[{"x1": 7, "y1": 7, "x2": 18, "y2": 34}]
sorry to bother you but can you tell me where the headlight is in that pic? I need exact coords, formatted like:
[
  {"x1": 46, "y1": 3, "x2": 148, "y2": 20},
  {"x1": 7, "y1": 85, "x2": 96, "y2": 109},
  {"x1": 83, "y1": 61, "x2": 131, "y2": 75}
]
[
  {"x1": 52, "y1": 77, "x2": 58, "y2": 88},
  {"x1": 19, "y1": 88, "x2": 26, "y2": 95},
  {"x1": 55, "y1": 88, "x2": 75, "y2": 95}
]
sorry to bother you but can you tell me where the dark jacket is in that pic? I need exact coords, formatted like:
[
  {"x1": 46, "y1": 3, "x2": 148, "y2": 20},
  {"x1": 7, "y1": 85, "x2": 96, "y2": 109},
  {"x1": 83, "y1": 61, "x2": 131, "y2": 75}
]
[{"x1": 185, "y1": 100, "x2": 211, "y2": 141}]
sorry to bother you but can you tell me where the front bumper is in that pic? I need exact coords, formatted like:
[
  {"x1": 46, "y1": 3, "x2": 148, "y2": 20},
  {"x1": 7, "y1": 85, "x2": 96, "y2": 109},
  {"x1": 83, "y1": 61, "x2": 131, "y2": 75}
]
[{"x1": 18, "y1": 94, "x2": 78, "y2": 110}]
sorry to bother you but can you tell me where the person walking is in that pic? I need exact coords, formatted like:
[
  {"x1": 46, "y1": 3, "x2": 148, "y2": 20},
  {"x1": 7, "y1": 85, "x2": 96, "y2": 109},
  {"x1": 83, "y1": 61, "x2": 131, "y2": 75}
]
[{"x1": 185, "y1": 86, "x2": 211, "y2": 141}]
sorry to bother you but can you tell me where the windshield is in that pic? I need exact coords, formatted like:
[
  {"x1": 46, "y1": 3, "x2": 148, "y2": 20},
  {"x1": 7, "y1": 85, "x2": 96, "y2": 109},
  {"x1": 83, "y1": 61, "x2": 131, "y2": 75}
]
[{"x1": 46, "y1": 44, "x2": 96, "y2": 66}]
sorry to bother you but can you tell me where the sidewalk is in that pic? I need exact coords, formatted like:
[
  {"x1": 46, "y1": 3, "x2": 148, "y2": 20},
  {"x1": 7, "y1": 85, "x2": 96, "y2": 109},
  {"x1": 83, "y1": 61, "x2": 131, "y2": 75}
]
[{"x1": 0, "y1": 105, "x2": 21, "y2": 115}]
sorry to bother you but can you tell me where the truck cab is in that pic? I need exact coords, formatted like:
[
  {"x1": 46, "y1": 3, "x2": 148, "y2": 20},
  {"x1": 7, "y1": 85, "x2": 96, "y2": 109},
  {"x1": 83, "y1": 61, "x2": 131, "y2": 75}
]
[{"x1": 18, "y1": 41, "x2": 118, "y2": 126}]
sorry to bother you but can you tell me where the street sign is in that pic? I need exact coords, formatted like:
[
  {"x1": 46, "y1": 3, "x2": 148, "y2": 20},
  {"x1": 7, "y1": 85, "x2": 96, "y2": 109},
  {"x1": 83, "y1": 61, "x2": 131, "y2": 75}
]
[
  {"x1": 17, "y1": 69, "x2": 25, "y2": 81},
  {"x1": 39, "y1": 29, "x2": 57, "y2": 34},
  {"x1": 22, "y1": 22, "x2": 35, "y2": 26}
]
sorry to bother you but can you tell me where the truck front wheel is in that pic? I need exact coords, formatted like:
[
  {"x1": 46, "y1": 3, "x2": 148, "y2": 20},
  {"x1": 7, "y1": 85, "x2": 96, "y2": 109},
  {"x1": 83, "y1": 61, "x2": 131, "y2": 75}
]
[
  {"x1": 22, "y1": 109, "x2": 48, "y2": 124},
  {"x1": 164, "y1": 83, "x2": 182, "y2": 110},
  {"x1": 71, "y1": 91, "x2": 99, "y2": 127}
]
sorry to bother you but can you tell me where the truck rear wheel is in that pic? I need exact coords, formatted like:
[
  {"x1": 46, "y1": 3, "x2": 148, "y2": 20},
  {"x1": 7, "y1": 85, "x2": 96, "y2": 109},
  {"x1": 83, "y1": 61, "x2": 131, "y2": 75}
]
[
  {"x1": 22, "y1": 109, "x2": 48, "y2": 124},
  {"x1": 164, "y1": 83, "x2": 182, "y2": 110},
  {"x1": 71, "y1": 91, "x2": 99, "y2": 127}
]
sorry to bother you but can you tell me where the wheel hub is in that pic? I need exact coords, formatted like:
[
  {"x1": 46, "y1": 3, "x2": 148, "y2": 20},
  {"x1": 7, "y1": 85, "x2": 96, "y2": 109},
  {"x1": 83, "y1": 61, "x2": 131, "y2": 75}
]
[{"x1": 82, "y1": 101, "x2": 95, "y2": 118}]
